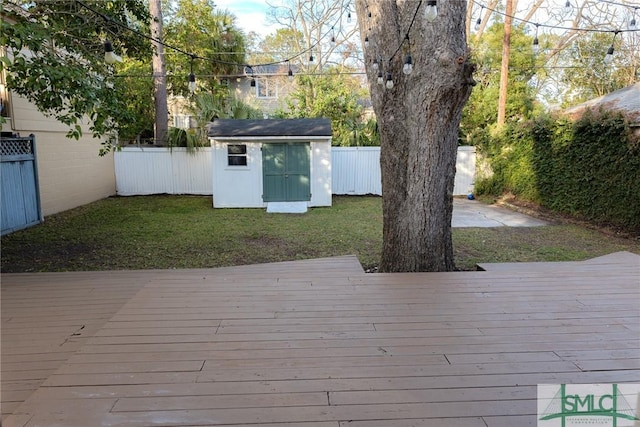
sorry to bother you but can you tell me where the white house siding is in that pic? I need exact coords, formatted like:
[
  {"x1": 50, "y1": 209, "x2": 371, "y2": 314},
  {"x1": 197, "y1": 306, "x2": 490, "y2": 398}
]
[
  {"x1": 7, "y1": 94, "x2": 116, "y2": 216},
  {"x1": 115, "y1": 147, "x2": 212, "y2": 196},
  {"x1": 114, "y1": 146, "x2": 475, "y2": 200}
]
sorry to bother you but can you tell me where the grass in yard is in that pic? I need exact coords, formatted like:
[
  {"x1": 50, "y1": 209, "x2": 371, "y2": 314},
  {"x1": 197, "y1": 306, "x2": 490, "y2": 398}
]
[{"x1": 1, "y1": 195, "x2": 638, "y2": 273}]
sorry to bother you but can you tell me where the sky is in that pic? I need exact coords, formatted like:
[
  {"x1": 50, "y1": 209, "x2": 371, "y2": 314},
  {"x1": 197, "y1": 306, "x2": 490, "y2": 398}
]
[{"x1": 214, "y1": 0, "x2": 280, "y2": 37}]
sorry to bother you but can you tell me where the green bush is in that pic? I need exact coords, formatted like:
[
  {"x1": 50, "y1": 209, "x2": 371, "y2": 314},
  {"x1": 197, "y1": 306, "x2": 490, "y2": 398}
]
[{"x1": 475, "y1": 110, "x2": 640, "y2": 232}]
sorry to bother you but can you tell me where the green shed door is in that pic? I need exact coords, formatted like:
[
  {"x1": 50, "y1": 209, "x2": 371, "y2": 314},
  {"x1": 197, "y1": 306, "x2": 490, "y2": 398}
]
[{"x1": 262, "y1": 143, "x2": 310, "y2": 202}]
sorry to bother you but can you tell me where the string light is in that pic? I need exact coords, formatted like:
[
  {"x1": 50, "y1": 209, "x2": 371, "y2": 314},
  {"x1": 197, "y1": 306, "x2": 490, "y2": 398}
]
[
  {"x1": 563, "y1": 0, "x2": 572, "y2": 16},
  {"x1": 424, "y1": 0, "x2": 438, "y2": 22},
  {"x1": 532, "y1": 24, "x2": 540, "y2": 54},
  {"x1": 385, "y1": 72, "x2": 394, "y2": 89},
  {"x1": 364, "y1": 35, "x2": 369, "y2": 48},
  {"x1": 104, "y1": 40, "x2": 122, "y2": 64},
  {"x1": 287, "y1": 60, "x2": 294, "y2": 81},
  {"x1": 403, "y1": 54, "x2": 413, "y2": 75},
  {"x1": 472, "y1": 0, "x2": 640, "y2": 33},
  {"x1": 377, "y1": 70, "x2": 383, "y2": 85},
  {"x1": 372, "y1": 57, "x2": 379, "y2": 70},
  {"x1": 629, "y1": 8, "x2": 638, "y2": 30},
  {"x1": 475, "y1": 6, "x2": 484, "y2": 31},
  {"x1": 188, "y1": 56, "x2": 196, "y2": 92},
  {"x1": 604, "y1": 30, "x2": 620, "y2": 64},
  {"x1": 77, "y1": 0, "x2": 344, "y2": 85}
]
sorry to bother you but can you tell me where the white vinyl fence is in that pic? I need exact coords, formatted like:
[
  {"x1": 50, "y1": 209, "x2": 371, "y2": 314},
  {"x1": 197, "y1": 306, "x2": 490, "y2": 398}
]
[{"x1": 115, "y1": 146, "x2": 475, "y2": 197}]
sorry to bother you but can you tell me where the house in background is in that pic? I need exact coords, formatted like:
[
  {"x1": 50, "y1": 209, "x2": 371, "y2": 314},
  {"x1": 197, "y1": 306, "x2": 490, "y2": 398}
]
[
  {"x1": 563, "y1": 82, "x2": 640, "y2": 136},
  {"x1": 225, "y1": 64, "x2": 298, "y2": 117},
  {"x1": 208, "y1": 118, "x2": 332, "y2": 213}
]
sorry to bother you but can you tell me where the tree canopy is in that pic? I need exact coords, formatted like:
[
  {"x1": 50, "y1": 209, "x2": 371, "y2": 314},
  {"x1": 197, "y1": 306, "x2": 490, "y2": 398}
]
[
  {"x1": 1, "y1": 0, "x2": 151, "y2": 152},
  {"x1": 461, "y1": 22, "x2": 540, "y2": 141},
  {"x1": 163, "y1": 0, "x2": 247, "y2": 96}
]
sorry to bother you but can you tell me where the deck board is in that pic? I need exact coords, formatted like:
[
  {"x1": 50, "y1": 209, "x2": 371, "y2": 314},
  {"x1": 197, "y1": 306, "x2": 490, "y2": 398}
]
[{"x1": 2, "y1": 253, "x2": 639, "y2": 426}]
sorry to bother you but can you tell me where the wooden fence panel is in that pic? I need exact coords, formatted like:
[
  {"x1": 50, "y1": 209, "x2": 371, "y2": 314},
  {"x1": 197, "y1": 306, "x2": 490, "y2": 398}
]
[{"x1": 1, "y1": 135, "x2": 43, "y2": 235}]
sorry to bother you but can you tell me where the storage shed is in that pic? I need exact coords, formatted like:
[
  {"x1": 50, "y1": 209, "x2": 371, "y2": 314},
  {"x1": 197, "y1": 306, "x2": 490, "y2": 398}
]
[{"x1": 208, "y1": 118, "x2": 332, "y2": 212}]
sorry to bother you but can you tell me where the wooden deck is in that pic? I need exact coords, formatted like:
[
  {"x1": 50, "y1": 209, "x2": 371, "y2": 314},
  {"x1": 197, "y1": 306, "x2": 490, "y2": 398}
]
[{"x1": 2, "y1": 253, "x2": 639, "y2": 426}]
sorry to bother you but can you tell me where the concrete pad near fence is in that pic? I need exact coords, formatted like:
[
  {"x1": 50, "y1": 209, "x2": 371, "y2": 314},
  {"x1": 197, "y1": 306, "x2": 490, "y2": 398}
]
[{"x1": 452, "y1": 198, "x2": 550, "y2": 227}]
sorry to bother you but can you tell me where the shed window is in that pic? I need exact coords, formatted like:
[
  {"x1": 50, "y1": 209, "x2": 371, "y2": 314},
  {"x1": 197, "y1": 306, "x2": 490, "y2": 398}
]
[{"x1": 228, "y1": 144, "x2": 247, "y2": 166}]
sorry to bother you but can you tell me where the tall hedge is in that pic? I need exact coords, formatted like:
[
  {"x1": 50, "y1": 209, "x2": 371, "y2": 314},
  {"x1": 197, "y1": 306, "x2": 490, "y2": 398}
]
[{"x1": 475, "y1": 110, "x2": 640, "y2": 232}]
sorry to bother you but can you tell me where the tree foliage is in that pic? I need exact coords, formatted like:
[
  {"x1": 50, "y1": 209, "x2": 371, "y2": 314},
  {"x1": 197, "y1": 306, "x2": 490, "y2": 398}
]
[
  {"x1": 461, "y1": 22, "x2": 540, "y2": 142},
  {"x1": 1, "y1": 0, "x2": 151, "y2": 153},
  {"x1": 265, "y1": 0, "x2": 361, "y2": 69},
  {"x1": 282, "y1": 69, "x2": 375, "y2": 146},
  {"x1": 558, "y1": 31, "x2": 637, "y2": 106},
  {"x1": 163, "y1": 0, "x2": 247, "y2": 96}
]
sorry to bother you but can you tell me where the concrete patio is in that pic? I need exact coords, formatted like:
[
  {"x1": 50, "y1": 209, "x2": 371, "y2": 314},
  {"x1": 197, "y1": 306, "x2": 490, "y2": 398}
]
[{"x1": 2, "y1": 253, "x2": 639, "y2": 426}]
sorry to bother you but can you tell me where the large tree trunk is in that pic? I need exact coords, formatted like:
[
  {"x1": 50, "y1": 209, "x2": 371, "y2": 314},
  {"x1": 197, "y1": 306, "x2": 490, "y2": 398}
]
[
  {"x1": 150, "y1": 0, "x2": 168, "y2": 146},
  {"x1": 355, "y1": 0, "x2": 474, "y2": 272}
]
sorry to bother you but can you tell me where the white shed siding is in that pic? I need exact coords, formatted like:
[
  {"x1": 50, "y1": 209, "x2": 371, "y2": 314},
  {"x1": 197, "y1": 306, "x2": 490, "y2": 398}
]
[
  {"x1": 211, "y1": 139, "x2": 332, "y2": 208},
  {"x1": 211, "y1": 142, "x2": 263, "y2": 208},
  {"x1": 310, "y1": 141, "x2": 332, "y2": 207}
]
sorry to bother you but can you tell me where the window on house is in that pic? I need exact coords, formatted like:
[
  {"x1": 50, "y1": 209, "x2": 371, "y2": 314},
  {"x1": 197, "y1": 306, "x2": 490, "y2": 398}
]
[
  {"x1": 228, "y1": 144, "x2": 248, "y2": 166},
  {"x1": 173, "y1": 114, "x2": 193, "y2": 129},
  {"x1": 256, "y1": 78, "x2": 277, "y2": 99}
]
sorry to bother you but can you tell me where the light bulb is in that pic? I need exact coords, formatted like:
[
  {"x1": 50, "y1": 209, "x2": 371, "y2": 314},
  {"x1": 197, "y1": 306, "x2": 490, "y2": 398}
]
[
  {"x1": 563, "y1": 0, "x2": 572, "y2": 15},
  {"x1": 604, "y1": 45, "x2": 614, "y2": 63},
  {"x1": 104, "y1": 41, "x2": 122, "y2": 64},
  {"x1": 372, "y1": 58, "x2": 379, "y2": 70},
  {"x1": 364, "y1": 36, "x2": 369, "y2": 48},
  {"x1": 377, "y1": 71, "x2": 383, "y2": 85},
  {"x1": 629, "y1": 17, "x2": 637, "y2": 31},
  {"x1": 385, "y1": 73, "x2": 393, "y2": 89},
  {"x1": 288, "y1": 69, "x2": 294, "y2": 81},
  {"x1": 475, "y1": 17, "x2": 481, "y2": 31},
  {"x1": 403, "y1": 54, "x2": 413, "y2": 75},
  {"x1": 532, "y1": 37, "x2": 539, "y2": 54},
  {"x1": 250, "y1": 78, "x2": 256, "y2": 87},
  {"x1": 347, "y1": 11, "x2": 352, "y2": 23},
  {"x1": 331, "y1": 35, "x2": 336, "y2": 45},
  {"x1": 309, "y1": 54, "x2": 314, "y2": 63},
  {"x1": 188, "y1": 73, "x2": 196, "y2": 93},
  {"x1": 425, "y1": 0, "x2": 437, "y2": 22}
]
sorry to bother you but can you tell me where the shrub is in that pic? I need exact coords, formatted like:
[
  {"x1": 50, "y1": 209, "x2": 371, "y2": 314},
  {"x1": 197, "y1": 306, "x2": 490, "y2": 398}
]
[{"x1": 475, "y1": 109, "x2": 640, "y2": 232}]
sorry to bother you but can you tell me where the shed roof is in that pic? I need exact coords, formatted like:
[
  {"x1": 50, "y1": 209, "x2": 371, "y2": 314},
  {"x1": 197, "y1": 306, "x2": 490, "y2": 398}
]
[
  {"x1": 563, "y1": 83, "x2": 640, "y2": 123},
  {"x1": 208, "y1": 119, "x2": 332, "y2": 138}
]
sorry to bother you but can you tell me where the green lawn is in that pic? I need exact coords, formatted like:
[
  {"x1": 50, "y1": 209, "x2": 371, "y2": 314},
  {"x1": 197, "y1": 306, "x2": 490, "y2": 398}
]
[{"x1": 1, "y1": 195, "x2": 638, "y2": 273}]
